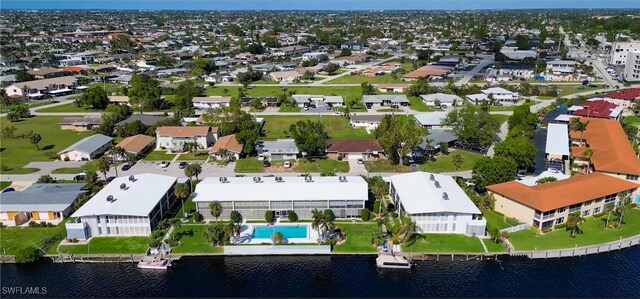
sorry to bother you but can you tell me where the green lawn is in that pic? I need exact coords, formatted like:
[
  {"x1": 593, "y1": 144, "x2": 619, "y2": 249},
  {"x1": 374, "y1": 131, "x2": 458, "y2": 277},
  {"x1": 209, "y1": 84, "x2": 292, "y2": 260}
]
[
  {"x1": 37, "y1": 103, "x2": 102, "y2": 113},
  {"x1": 407, "y1": 96, "x2": 434, "y2": 112},
  {"x1": 491, "y1": 114, "x2": 510, "y2": 125},
  {"x1": 260, "y1": 115, "x2": 372, "y2": 140},
  {"x1": 0, "y1": 181, "x2": 12, "y2": 189},
  {"x1": 278, "y1": 106, "x2": 302, "y2": 113},
  {"x1": 143, "y1": 150, "x2": 177, "y2": 161},
  {"x1": 333, "y1": 223, "x2": 379, "y2": 253},
  {"x1": 622, "y1": 115, "x2": 640, "y2": 126},
  {"x1": 482, "y1": 209, "x2": 520, "y2": 231},
  {"x1": 57, "y1": 237, "x2": 149, "y2": 254},
  {"x1": 234, "y1": 158, "x2": 265, "y2": 173},
  {"x1": 403, "y1": 234, "x2": 486, "y2": 253},
  {"x1": 326, "y1": 74, "x2": 404, "y2": 84},
  {"x1": 557, "y1": 85, "x2": 599, "y2": 97},
  {"x1": 206, "y1": 85, "x2": 362, "y2": 100},
  {"x1": 89, "y1": 82, "x2": 125, "y2": 96},
  {"x1": 0, "y1": 225, "x2": 67, "y2": 256},
  {"x1": 509, "y1": 209, "x2": 640, "y2": 251},
  {"x1": 176, "y1": 151, "x2": 210, "y2": 161},
  {"x1": 298, "y1": 158, "x2": 349, "y2": 173},
  {"x1": 171, "y1": 224, "x2": 224, "y2": 254},
  {"x1": 482, "y1": 239, "x2": 507, "y2": 252},
  {"x1": 418, "y1": 150, "x2": 483, "y2": 173},
  {"x1": 364, "y1": 159, "x2": 410, "y2": 173},
  {"x1": 0, "y1": 116, "x2": 95, "y2": 173},
  {"x1": 51, "y1": 160, "x2": 99, "y2": 174}
]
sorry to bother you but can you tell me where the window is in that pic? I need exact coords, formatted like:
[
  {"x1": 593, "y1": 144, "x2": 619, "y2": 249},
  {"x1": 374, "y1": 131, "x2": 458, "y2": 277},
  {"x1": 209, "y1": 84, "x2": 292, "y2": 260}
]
[
  {"x1": 555, "y1": 217, "x2": 564, "y2": 225},
  {"x1": 582, "y1": 210, "x2": 590, "y2": 217},
  {"x1": 626, "y1": 174, "x2": 639, "y2": 181},
  {"x1": 593, "y1": 207, "x2": 601, "y2": 214},
  {"x1": 557, "y1": 207, "x2": 566, "y2": 213},
  {"x1": 584, "y1": 200, "x2": 593, "y2": 206},
  {"x1": 604, "y1": 194, "x2": 616, "y2": 203}
]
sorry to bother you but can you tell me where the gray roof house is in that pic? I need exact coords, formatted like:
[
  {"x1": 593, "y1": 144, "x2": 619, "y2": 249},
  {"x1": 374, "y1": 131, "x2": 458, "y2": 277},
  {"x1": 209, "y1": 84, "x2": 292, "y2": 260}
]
[
  {"x1": 420, "y1": 93, "x2": 463, "y2": 106},
  {"x1": 115, "y1": 114, "x2": 171, "y2": 127},
  {"x1": 415, "y1": 131, "x2": 459, "y2": 154},
  {"x1": 256, "y1": 139, "x2": 300, "y2": 161},
  {"x1": 291, "y1": 94, "x2": 344, "y2": 107},
  {"x1": 362, "y1": 95, "x2": 409, "y2": 107},
  {"x1": 58, "y1": 134, "x2": 113, "y2": 161},
  {"x1": 0, "y1": 183, "x2": 87, "y2": 226},
  {"x1": 413, "y1": 112, "x2": 448, "y2": 128}
]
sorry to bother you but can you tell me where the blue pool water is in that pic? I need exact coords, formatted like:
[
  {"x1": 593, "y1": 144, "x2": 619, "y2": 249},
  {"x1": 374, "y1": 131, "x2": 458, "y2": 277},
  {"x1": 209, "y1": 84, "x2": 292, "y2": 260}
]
[{"x1": 253, "y1": 225, "x2": 308, "y2": 239}]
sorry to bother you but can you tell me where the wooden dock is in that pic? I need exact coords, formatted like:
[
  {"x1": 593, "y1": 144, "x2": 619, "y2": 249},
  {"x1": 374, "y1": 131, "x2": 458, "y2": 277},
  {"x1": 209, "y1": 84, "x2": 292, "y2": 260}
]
[{"x1": 46, "y1": 254, "x2": 182, "y2": 264}]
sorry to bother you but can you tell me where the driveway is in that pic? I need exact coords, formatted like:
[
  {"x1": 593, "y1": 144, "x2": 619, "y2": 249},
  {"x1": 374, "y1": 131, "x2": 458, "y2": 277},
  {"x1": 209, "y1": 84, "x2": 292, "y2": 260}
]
[
  {"x1": 348, "y1": 159, "x2": 367, "y2": 175},
  {"x1": 532, "y1": 127, "x2": 548, "y2": 175}
]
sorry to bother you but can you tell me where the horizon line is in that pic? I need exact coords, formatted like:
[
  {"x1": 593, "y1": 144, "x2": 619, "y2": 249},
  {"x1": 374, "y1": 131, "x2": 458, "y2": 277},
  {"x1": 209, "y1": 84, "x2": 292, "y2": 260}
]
[{"x1": 3, "y1": 8, "x2": 640, "y2": 11}]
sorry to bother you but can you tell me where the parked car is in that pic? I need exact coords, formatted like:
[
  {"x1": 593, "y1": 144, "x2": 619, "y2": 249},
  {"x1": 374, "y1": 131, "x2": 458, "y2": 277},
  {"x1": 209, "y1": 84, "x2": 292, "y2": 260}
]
[
  {"x1": 333, "y1": 112, "x2": 343, "y2": 116},
  {"x1": 106, "y1": 176, "x2": 116, "y2": 183},
  {"x1": 304, "y1": 106, "x2": 309, "y2": 111},
  {"x1": 263, "y1": 160, "x2": 271, "y2": 167},
  {"x1": 178, "y1": 162, "x2": 188, "y2": 169},
  {"x1": 121, "y1": 162, "x2": 134, "y2": 171},
  {"x1": 74, "y1": 173, "x2": 86, "y2": 181},
  {"x1": 284, "y1": 161, "x2": 291, "y2": 168},
  {"x1": 160, "y1": 161, "x2": 170, "y2": 168},
  {"x1": 2, "y1": 187, "x2": 15, "y2": 193},
  {"x1": 357, "y1": 158, "x2": 364, "y2": 164},
  {"x1": 326, "y1": 106, "x2": 332, "y2": 110}
]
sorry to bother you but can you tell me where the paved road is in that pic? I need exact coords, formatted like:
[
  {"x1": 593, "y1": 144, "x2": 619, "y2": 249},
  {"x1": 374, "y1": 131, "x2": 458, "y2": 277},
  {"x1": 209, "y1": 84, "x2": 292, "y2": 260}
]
[{"x1": 455, "y1": 55, "x2": 494, "y2": 86}]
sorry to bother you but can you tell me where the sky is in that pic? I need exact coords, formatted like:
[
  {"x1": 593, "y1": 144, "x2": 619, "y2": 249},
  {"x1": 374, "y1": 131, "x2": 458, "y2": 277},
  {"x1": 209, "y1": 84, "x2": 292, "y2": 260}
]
[{"x1": 2, "y1": 0, "x2": 639, "y2": 10}]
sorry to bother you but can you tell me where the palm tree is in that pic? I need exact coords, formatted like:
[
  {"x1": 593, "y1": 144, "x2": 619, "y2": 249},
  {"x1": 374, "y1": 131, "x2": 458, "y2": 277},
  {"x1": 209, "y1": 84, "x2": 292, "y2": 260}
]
[
  {"x1": 570, "y1": 118, "x2": 589, "y2": 146},
  {"x1": 452, "y1": 153, "x2": 464, "y2": 178},
  {"x1": 613, "y1": 194, "x2": 631, "y2": 229},
  {"x1": 566, "y1": 211, "x2": 585, "y2": 237},
  {"x1": 581, "y1": 148, "x2": 593, "y2": 173},
  {"x1": 391, "y1": 217, "x2": 416, "y2": 243},
  {"x1": 209, "y1": 201, "x2": 223, "y2": 222},
  {"x1": 110, "y1": 146, "x2": 127, "y2": 177},
  {"x1": 310, "y1": 209, "x2": 325, "y2": 241},
  {"x1": 96, "y1": 157, "x2": 110, "y2": 181},
  {"x1": 174, "y1": 183, "x2": 191, "y2": 218},
  {"x1": 216, "y1": 148, "x2": 229, "y2": 160},
  {"x1": 183, "y1": 141, "x2": 200, "y2": 156},
  {"x1": 184, "y1": 163, "x2": 202, "y2": 192}
]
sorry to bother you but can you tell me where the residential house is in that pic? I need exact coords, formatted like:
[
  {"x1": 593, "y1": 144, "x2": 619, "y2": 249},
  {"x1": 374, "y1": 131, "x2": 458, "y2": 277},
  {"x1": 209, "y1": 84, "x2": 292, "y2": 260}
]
[
  {"x1": 292, "y1": 94, "x2": 344, "y2": 108},
  {"x1": 256, "y1": 139, "x2": 299, "y2": 161},
  {"x1": 4, "y1": 76, "x2": 78, "y2": 99},
  {"x1": 115, "y1": 114, "x2": 171, "y2": 127},
  {"x1": 389, "y1": 172, "x2": 487, "y2": 235},
  {"x1": 58, "y1": 116, "x2": 102, "y2": 131},
  {"x1": 269, "y1": 70, "x2": 301, "y2": 83},
  {"x1": 377, "y1": 84, "x2": 410, "y2": 93},
  {"x1": 403, "y1": 65, "x2": 451, "y2": 81},
  {"x1": 66, "y1": 174, "x2": 177, "y2": 240},
  {"x1": 362, "y1": 95, "x2": 409, "y2": 109},
  {"x1": 28, "y1": 67, "x2": 68, "y2": 79},
  {"x1": 487, "y1": 172, "x2": 638, "y2": 230},
  {"x1": 420, "y1": 93, "x2": 463, "y2": 107},
  {"x1": 414, "y1": 112, "x2": 448, "y2": 129},
  {"x1": 326, "y1": 139, "x2": 385, "y2": 161},
  {"x1": 570, "y1": 100, "x2": 623, "y2": 120},
  {"x1": 58, "y1": 134, "x2": 113, "y2": 161},
  {"x1": 209, "y1": 134, "x2": 244, "y2": 160},
  {"x1": 500, "y1": 47, "x2": 537, "y2": 60},
  {"x1": 193, "y1": 175, "x2": 367, "y2": 220},
  {"x1": 467, "y1": 87, "x2": 520, "y2": 105},
  {"x1": 192, "y1": 96, "x2": 232, "y2": 111},
  {"x1": 0, "y1": 183, "x2": 87, "y2": 227},
  {"x1": 240, "y1": 97, "x2": 278, "y2": 107},
  {"x1": 349, "y1": 114, "x2": 385, "y2": 131},
  {"x1": 155, "y1": 126, "x2": 217, "y2": 151},
  {"x1": 271, "y1": 45, "x2": 310, "y2": 56},
  {"x1": 602, "y1": 88, "x2": 640, "y2": 111},
  {"x1": 341, "y1": 42, "x2": 364, "y2": 51},
  {"x1": 414, "y1": 131, "x2": 459, "y2": 157},
  {"x1": 115, "y1": 134, "x2": 155, "y2": 158},
  {"x1": 547, "y1": 60, "x2": 577, "y2": 74}
]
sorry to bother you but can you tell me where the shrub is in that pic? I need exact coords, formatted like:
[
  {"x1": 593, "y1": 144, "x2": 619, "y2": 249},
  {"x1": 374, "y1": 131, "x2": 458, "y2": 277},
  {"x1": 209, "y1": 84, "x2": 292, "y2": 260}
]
[
  {"x1": 390, "y1": 211, "x2": 398, "y2": 218},
  {"x1": 272, "y1": 231, "x2": 285, "y2": 244},
  {"x1": 373, "y1": 201, "x2": 381, "y2": 214},
  {"x1": 14, "y1": 246, "x2": 41, "y2": 263},
  {"x1": 530, "y1": 226, "x2": 541, "y2": 234},
  {"x1": 148, "y1": 238, "x2": 161, "y2": 248},
  {"x1": 192, "y1": 212, "x2": 202, "y2": 222},
  {"x1": 542, "y1": 228, "x2": 552, "y2": 233},
  {"x1": 287, "y1": 210, "x2": 298, "y2": 222},
  {"x1": 554, "y1": 223, "x2": 567, "y2": 230},
  {"x1": 360, "y1": 208, "x2": 371, "y2": 221},
  {"x1": 28, "y1": 221, "x2": 40, "y2": 227},
  {"x1": 230, "y1": 211, "x2": 243, "y2": 224},
  {"x1": 40, "y1": 221, "x2": 48, "y2": 227},
  {"x1": 150, "y1": 230, "x2": 165, "y2": 239},
  {"x1": 44, "y1": 151, "x2": 58, "y2": 160},
  {"x1": 265, "y1": 210, "x2": 275, "y2": 223}
]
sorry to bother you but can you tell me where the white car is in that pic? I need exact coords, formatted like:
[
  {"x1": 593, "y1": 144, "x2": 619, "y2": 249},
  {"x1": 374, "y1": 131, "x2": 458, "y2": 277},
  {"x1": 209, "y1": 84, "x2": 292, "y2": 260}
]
[
  {"x1": 333, "y1": 112, "x2": 343, "y2": 116},
  {"x1": 284, "y1": 161, "x2": 291, "y2": 168},
  {"x1": 160, "y1": 161, "x2": 170, "y2": 168}
]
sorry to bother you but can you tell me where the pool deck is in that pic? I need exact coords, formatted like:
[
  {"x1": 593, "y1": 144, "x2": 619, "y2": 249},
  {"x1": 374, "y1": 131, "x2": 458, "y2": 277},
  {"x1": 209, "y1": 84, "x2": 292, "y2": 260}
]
[{"x1": 231, "y1": 223, "x2": 320, "y2": 245}]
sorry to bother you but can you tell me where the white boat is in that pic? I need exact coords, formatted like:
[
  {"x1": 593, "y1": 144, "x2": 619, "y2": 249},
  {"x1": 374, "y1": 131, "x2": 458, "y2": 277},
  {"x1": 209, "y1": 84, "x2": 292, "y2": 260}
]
[
  {"x1": 376, "y1": 254, "x2": 414, "y2": 269},
  {"x1": 137, "y1": 256, "x2": 172, "y2": 270}
]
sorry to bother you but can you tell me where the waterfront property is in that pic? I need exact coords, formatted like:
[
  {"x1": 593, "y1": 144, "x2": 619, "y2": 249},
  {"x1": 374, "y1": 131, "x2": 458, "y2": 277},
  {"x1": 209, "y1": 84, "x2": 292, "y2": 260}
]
[
  {"x1": 389, "y1": 172, "x2": 486, "y2": 235},
  {"x1": 545, "y1": 123, "x2": 570, "y2": 174},
  {"x1": 232, "y1": 223, "x2": 320, "y2": 244},
  {"x1": 487, "y1": 172, "x2": 639, "y2": 230},
  {"x1": 155, "y1": 126, "x2": 218, "y2": 151},
  {"x1": 57, "y1": 134, "x2": 113, "y2": 161},
  {"x1": 193, "y1": 176, "x2": 367, "y2": 220},
  {"x1": 0, "y1": 183, "x2": 87, "y2": 226},
  {"x1": 66, "y1": 173, "x2": 177, "y2": 240}
]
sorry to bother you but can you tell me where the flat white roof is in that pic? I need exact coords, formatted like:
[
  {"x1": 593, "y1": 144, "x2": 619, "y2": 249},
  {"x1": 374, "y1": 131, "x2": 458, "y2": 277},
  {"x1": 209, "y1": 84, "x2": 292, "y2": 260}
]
[
  {"x1": 72, "y1": 173, "x2": 177, "y2": 217},
  {"x1": 389, "y1": 172, "x2": 481, "y2": 215},
  {"x1": 554, "y1": 114, "x2": 576, "y2": 122},
  {"x1": 193, "y1": 176, "x2": 368, "y2": 202},
  {"x1": 546, "y1": 123, "x2": 570, "y2": 156},
  {"x1": 414, "y1": 112, "x2": 447, "y2": 126}
]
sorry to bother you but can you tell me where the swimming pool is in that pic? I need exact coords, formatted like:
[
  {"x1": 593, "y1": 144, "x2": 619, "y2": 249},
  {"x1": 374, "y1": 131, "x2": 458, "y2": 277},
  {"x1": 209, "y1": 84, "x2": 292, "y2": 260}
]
[{"x1": 253, "y1": 225, "x2": 308, "y2": 239}]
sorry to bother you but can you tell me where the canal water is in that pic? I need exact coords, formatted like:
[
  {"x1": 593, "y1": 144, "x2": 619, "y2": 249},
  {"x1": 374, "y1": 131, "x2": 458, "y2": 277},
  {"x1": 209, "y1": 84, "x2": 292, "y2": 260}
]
[{"x1": 2, "y1": 247, "x2": 640, "y2": 297}]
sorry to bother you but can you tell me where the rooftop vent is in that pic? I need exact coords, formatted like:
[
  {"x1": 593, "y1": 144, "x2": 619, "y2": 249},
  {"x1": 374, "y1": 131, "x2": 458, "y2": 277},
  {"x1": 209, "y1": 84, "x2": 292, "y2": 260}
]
[
  {"x1": 275, "y1": 176, "x2": 284, "y2": 183},
  {"x1": 120, "y1": 183, "x2": 127, "y2": 190},
  {"x1": 434, "y1": 181, "x2": 441, "y2": 189},
  {"x1": 442, "y1": 192, "x2": 449, "y2": 200},
  {"x1": 339, "y1": 176, "x2": 348, "y2": 182},
  {"x1": 429, "y1": 174, "x2": 435, "y2": 181},
  {"x1": 106, "y1": 195, "x2": 115, "y2": 203},
  {"x1": 129, "y1": 175, "x2": 136, "y2": 182},
  {"x1": 219, "y1": 177, "x2": 228, "y2": 183},
  {"x1": 305, "y1": 176, "x2": 313, "y2": 183},
  {"x1": 253, "y1": 177, "x2": 262, "y2": 183}
]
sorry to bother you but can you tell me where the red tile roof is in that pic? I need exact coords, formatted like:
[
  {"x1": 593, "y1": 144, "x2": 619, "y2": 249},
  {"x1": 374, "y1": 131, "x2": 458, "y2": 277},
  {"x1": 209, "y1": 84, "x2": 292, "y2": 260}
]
[
  {"x1": 572, "y1": 100, "x2": 619, "y2": 119},
  {"x1": 326, "y1": 139, "x2": 384, "y2": 153},
  {"x1": 604, "y1": 88, "x2": 640, "y2": 101}
]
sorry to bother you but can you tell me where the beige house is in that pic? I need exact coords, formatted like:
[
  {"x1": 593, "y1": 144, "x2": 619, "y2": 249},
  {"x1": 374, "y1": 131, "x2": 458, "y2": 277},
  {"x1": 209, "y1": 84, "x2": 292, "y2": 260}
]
[{"x1": 58, "y1": 134, "x2": 113, "y2": 161}]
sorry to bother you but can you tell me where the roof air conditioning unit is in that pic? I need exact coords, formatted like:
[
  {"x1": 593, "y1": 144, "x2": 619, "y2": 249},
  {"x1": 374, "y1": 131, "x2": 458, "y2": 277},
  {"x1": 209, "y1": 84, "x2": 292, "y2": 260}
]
[
  {"x1": 429, "y1": 174, "x2": 435, "y2": 181},
  {"x1": 120, "y1": 183, "x2": 127, "y2": 190},
  {"x1": 305, "y1": 176, "x2": 313, "y2": 182},
  {"x1": 442, "y1": 192, "x2": 449, "y2": 200},
  {"x1": 434, "y1": 181, "x2": 441, "y2": 188},
  {"x1": 219, "y1": 177, "x2": 227, "y2": 182},
  {"x1": 106, "y1": 195, "x2": 114, "y2": 202},
  {"x1": 254, "y1": 177, "x2": 261, "y2": 183},
  {"x1": 129, "y1": 175, "x2": 135, "y2": 182}
]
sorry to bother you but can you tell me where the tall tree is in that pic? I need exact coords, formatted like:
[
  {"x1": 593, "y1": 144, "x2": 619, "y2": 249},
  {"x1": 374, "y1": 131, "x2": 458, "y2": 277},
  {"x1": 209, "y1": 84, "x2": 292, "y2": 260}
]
[
  {"x1": 471, "y1": 156, "x2": 518, "y2": 191},
  {"x1": 174, "y1": 182, "x2": 191, "y2": 217},
  {"x1": 570, "y1": 118, "x2": 589, "y2": 146},
  {"x1": 452, "y1": 153, "x2": 464, "y2": 178},
  {"x1": 174, "y1": 80, "x2": 201, "y2": 113},
  {"x1": 80, "y1": 86, "x2": 109, "y2": 109},
  {"x1": 29, "y1": 132, "x2": 41, "y2": 150},
  {"x1": 494, "y1": 137, "x2": 537, "y2": 170},
  {"x1": 442, "y1": 104, "x2": 500, "y2": 148},
  {"x1": 128, "y1": 74, "x2": 164, "y2": 113},
  {"x1": 287, "y1": 120, "x2": 329, "y2": 157},
  {"x1": 566, "y1": 212, "x2": 585, "y2": 237},
  {"x1": 375, "y1": 115, "x2": 425, "y2": 165},
  {"x1": 96, "y1": 157, "x2": 110, "y2": 181},
  {"x1": 208, "y1": 201, "x2": 223, "y2": 222},
  {"x1": 361, "y1": 82, "x2": 376, "y2": 95}
]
